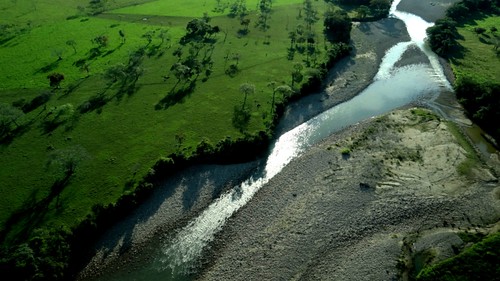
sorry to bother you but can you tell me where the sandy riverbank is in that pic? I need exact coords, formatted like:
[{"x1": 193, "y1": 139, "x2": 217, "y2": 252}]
[{"x1": 198, "y1": 108, "x2": 500, "y2": 280}]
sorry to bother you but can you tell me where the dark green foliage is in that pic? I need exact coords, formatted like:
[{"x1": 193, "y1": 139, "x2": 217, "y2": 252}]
[
  {"x1": 0, "y1": 227, "x2": 72, "y2": 281},
  {"x1": 46, "y1": 145, "x2": 89, "y2": 177},
  {"x1": 417, "y1": 232, "x2": 500, "y2": 281},
  {"x1": 0, "y1": 103, "x2": 24, "y2": 136},
  {"x1": 474, "y1": 27, "x2": 486, "y2": 34},
  {"x1": 228, "y1": 0, "x2": 248, "y2": 18},
  {"x1": 369, "y1": 0, "x2": 391, "y2": 17},
  {"x1": 47, "y1": 73, "x2": 65, "y2": 89},
  {"x1": 426, "y1": 18, "x2": 460, "y2": 57},
  {"x1": 255, "y1": 0, "x2": 273, "y2": 31},
  {"x1": 446, "y1": 3, "x2": 470, "y2": 20},
  {"x1": 325, "y1": 0, "x2": 371, "y2": 5},
  {"x1": 88, "y1": 0, "x2": 106, "y2": 15},
  {"x1": 91, "y1": 35, "x2": 108, "y2": 48},
  {"x1": 454, "y1": 75, "x2": 500, "y2": 141},
  {"x1": 324, "y1": 10, "x2": 352, "y2": 43},
  {"x1": 180, "y1": 17, "x2": 220, "y2": 44}
]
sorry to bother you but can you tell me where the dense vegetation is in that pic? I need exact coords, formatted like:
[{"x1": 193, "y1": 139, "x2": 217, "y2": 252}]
[
  {"x1": 426, "y1": 0, "x2": 500, "y2": 142},
  {"x1": 326, "y1": 0, "x2": 392, "y2": 19},
  {"x1": 417, "y1": 232, "x2": 500, "y2": 281},
  {"x1": 0, "y1": 0, "x2": 352, "y2": 280}
]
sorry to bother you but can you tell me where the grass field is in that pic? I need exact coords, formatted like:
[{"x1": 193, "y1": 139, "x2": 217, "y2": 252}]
[
  {"x1": 0, "y1": 0, "x2": 338, "y2": 246},
  {"x1": 450, "y1": 13, "x2": 500, "y2": 83}
]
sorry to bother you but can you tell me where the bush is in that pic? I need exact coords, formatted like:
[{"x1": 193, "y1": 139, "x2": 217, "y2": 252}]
[
  {"x1": 0, "y1": 227, "x2": 72, "y2": 281},
  {"x1": 426, "y1": 18, "x2": 460, "y2": 57}
]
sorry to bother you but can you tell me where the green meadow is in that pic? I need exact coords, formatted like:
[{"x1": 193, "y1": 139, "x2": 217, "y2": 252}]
[
  {"x1": 451, "y1": 14, "x2": 500, "y2": 83},
  {"x1": 0, "y1": 0, "x2": 338, "y2": 247}
]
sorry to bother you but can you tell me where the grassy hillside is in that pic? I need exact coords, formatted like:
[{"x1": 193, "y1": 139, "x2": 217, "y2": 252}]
[
  {"x1": 451, "y1": 15, "x2": 500, "y2": 84},
  {"x1": 0, "y1": 0, "x2": 342, "y2": 251}
]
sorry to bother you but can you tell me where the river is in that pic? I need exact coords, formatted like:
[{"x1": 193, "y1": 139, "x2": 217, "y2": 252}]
[{"x1": 90, "y1": 0, "x2": 457, "y2": 280}]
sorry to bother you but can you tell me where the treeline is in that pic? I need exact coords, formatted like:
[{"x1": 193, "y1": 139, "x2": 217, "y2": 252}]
[
  {"x1": 427, "y1": 0, "x2": 499, "y2": 57},
  {"x1": 0, "y1": 131, "x2": 271, "y2": 281},
  {"x1": 427, "y1": 0, "x2": 500, "y2": 142},
  {"x1": 325, "y1": 0, "x2": 392, "y2": 20}
]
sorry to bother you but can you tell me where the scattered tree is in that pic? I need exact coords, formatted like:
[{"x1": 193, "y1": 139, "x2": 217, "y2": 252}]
[
  {"x1": 52, "y1": 49, "x2": 64, "y2": 61},
  {"x1": 142, "y1": 30, "x2": 154, "y2": 46},
  {"x1": 291, "y1": 62, "x2": 304, "y2": 87},
  {"x1": 239, "y1": 17, "x2": 251, "y2": 35},
  {"x1": 47, "y1": 73, "x2": 65, "y2": 89},
  {"x1": 356, "y1": 5, "x2": 370, "y2": 18},
  {"x1": 46, "y1": 145, "x2": 89, "y2": 177},
  {"x1": 88, "y1": 0, "x2": 106, "y2": 15},
  {"x1": 65, "y1": 40, "x2": 77, "y2": 54},
  {"x1": 91, "y1": 35, "x2": 108, "y2": 49},
  {"x1": 270, "y1": 84, "x2": 292, "y2": 114},
  {"x1": 170, "y1": 62, "x2": 192, "y2": 90},
  {"x1": 181, "y1": 16, "x2": 220, "y2": 44},
  {"x1": 0, "y1": 103, "x2": 24, "y2": 136},
  {"x1": 104, "y1": 63, "x2": 127, "y2": 83},
  {"x1": 119, "y1": 30, "x2": 126, "y2": 43},
  {"x1": 256, "y1": 0, "x2": 273, "y2": 31},
  {"x1": 239, "y1": 83, "x2": 255, "y2": 109}
]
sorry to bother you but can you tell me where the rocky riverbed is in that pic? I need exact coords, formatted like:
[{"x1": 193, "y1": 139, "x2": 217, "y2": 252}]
[{"x1": 198, "y1": 109, "x2": 500, "y2": 281}]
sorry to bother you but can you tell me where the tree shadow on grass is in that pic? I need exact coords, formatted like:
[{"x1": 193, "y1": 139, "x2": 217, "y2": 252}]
[
  {"x1": 59, "y1": 77, "x2": 89, "y2": 99},
  {"x1": 232, "y1": 106, "x2": 251, "y2": 133},
  {"x1": 40, "y1": 119, "x2": 64, "y2": 135},
  {"x1": 34, "y1": 59, "x2": 61, "y2": 74},
  {"x1": 155, "y1": 81, "x2": 196, "y2": 110},
  {"x1": 0, "y1": 174, "x2": 72, "y2": 244},
  {"x1": 0, "y1": 122, "x2": 32, "y2": 146},
  {"x1": 78, "y1": 92, "x2": 110, "y2": 114}
]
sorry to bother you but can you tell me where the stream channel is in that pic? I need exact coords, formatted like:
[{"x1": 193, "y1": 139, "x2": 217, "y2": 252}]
[{"x1": 86, "y1": 0, "x2": 492, "y2": 280}]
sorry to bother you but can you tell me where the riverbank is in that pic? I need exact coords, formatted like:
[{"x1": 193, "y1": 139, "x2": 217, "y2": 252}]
[
  {"x1": 198, "y1": 108, "x2": 500, "y2": 280},
  {"x1": 76, "y1": 16, "x2": 419, "y2": 280},
  {"x1": 76, "y1": 0, "x2": 465, "y2": 279}
]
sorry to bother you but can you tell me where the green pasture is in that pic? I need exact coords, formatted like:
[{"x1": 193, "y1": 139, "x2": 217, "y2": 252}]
[
  {"x1": 0, "y1": 0, "x2": 335, "y2": 244},
  {"x1": 451, "y1": 14, "x2": 500, "y2": 83},
  {"x1": 111, "y1": 0, "x2": 306, "y2": 17}
]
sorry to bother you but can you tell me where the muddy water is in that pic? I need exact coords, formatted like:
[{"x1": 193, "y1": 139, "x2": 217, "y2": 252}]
[{"x1": 88, "y1": 1, "x2": 493, "y2": 280}]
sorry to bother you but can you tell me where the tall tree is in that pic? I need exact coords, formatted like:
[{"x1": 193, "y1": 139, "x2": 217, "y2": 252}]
[{"x1": 239, "y1": 83, "x2": 255, "y2": 109}]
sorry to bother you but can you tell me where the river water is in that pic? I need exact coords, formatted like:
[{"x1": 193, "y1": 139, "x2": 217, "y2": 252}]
[{"x1": 95, "y1": 1, "x2": 455, "y2": 280}]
